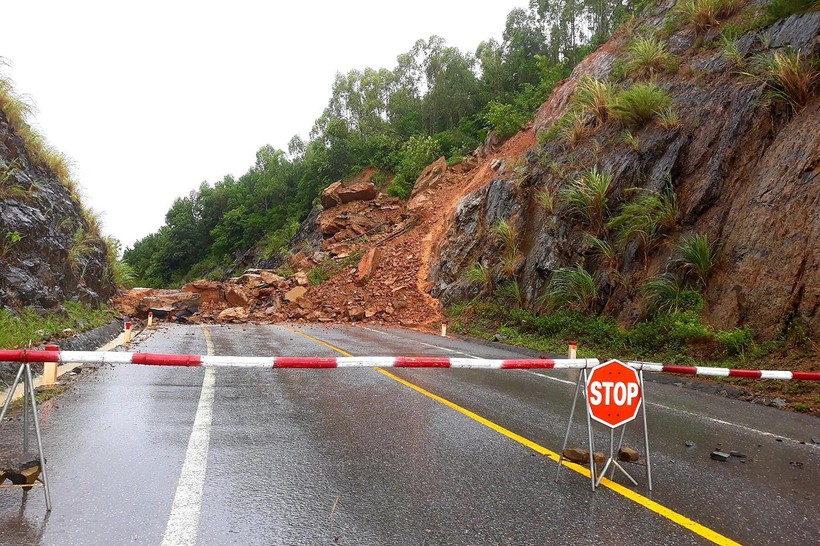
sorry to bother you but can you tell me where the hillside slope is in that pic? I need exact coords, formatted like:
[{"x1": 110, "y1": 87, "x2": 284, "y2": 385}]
[
  {"x1": 431, "y1": 5, "x2": 819, "y2": 340},
  {"x1": 0, "y1": 85, "x2": 114, "y2": 311}
]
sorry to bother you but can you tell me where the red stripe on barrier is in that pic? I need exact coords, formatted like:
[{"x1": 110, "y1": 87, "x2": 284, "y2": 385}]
[
  {"x1": 792, "y1": 371, "x2": 820, "y2": 381},
  {"x1": 394, "y1": 357, "x2": 451, "y2": 368},
  {"x1": 728, "y1": 369, "x2": 763, "y2": 379},
  {"x1": 502, "y1": 359, "x2": 557, "y2": 369},
  {"x1": 131, "y1": 353, "x2": 202, "y2": 366},
  {"x1": 0, "y1": 350, "x2": 60, "y2": 363},
  {"x1": 274, "y1": 357, "x2": 338, "y2": 368},
  {"x1": 662, "y1": 365, "x2": 698, "y2": 375}
]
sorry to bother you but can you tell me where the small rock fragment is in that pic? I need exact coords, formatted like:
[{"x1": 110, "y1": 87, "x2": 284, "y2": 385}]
[
  {"x1": 618, "y1": 447, "x2": 640, "y2": 462},
  {"x1": 562, "y1": 448, "x2": 589, "y2": 464},
  {"x1": 710, "y1": 451, "x2": 730, "y2": 462},
  {"x1": 685, "y1": 440, "x2": 695, "y2": 448},
  {"x1": 729, "y1": 451, "x2": 747, "y2": 459}
]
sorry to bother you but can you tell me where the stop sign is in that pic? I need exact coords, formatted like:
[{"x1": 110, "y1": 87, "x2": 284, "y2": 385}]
[{"x1": 586, "y1": 359, "x2": 642, "y2": 428}]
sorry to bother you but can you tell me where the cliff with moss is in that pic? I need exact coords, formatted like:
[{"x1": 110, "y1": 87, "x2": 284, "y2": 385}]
[{"x1": 0, "y1": 74, "x2": 114, "y2": 312}]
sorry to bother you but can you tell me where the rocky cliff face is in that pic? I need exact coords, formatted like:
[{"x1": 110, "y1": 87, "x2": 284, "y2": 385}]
[
  {"x1": 430, "y1": 6, "x2": 819, "y2": 340},
  {"x1": 0, "y1": 111, "x2": 114, "y2": 311}
]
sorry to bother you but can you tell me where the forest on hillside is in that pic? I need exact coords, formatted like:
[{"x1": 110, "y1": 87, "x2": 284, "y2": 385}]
[{"x1": 124, "y1": 0, "x2": 649, "y2": 287}]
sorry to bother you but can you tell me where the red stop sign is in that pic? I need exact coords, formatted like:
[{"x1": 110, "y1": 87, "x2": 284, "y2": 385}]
[{"x1": 586, "y1": 359, "x2": 642, "y2": 428}]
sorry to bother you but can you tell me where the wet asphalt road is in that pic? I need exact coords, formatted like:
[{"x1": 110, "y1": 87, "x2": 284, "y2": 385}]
[{"x1": 0, "y1": 323, "x2": 818, "y2": 545}]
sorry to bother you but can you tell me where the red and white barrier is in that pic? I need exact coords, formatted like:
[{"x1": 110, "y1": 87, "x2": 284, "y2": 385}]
[
  {"x1": 0, "y1": 350, "x2": 596, "y2": 370},
  {"x1": 0, "y1": 350, "x2": 817, "y2": 379},
  {"x1": 627, "y1": 361, "x2": 820, "y2": 381}
]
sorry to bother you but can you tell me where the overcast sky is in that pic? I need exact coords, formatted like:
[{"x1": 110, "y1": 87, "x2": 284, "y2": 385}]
[{"x1": 1, "y1": 1, "x2": 526, "y2": 249}]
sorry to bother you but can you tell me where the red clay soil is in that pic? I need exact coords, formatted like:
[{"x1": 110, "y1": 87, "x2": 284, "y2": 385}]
[{"x1": 285, "y1": 129, "x2": 537, "y2": 328}]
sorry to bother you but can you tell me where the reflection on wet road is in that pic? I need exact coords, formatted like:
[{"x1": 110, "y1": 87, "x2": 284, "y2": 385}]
[{"x1": 1, "y1": 323, "x2": 817, "y2": 545}]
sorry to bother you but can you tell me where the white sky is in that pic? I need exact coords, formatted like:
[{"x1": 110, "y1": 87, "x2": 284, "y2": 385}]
[{"x1": 1, "y1": 0, "x2": 526, "y2": 249}]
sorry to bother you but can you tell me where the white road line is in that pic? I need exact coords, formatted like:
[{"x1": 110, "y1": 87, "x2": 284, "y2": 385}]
[
  {"x1": 361, "y1": 326, "x2": 482, "y2": 358},
  {"x1": 525, "y1": 370, "x2": 576, "y2": 386},
  {"x1": 161, "y1": 326, "x2": 216, "y2": 546}
]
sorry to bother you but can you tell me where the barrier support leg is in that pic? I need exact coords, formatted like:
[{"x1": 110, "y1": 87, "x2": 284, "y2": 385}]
[
  {"x1": 24, "y1": 363, "x2": 52, "y2": 511},
  {"x1": 640, "y1": 370, "x2": 653, "y2": 491},
  {"x1": 555, "y1": 371, "x2": 584, "y2": 482},
  {"x1": 584, "y1": 369, "x2": 596, "y2": 491}
]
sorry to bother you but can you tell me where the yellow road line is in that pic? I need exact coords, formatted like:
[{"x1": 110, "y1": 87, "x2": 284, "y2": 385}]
[{"x1": 283, "y1": 324, "x2": 740, "y2": 546}]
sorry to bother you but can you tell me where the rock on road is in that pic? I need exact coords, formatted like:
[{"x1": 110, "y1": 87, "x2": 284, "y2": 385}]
[{"x1": 0, "y1": 323, "x2": 817, "y2": 545}]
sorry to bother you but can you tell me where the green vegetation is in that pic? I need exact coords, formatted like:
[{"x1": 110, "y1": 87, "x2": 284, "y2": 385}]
[
  {"x1": 464, "y1": 261, "x2": 495, "y2": 295},
  {"x1": 543, "y1": 265, "x2": 598, "y2": 311},
  {"x1": 0, "y1": 230, "x2": 23, "y2": 257},
  {"x1": 641, "y1": 273, "x2": 703, "y2": 314},
  {"x1": 762, "y1": 0, "x2": 818, "y2": 24},
  {"x1": 607, "y1": 188, "x2": 681, "y2": 251},
  {"x1": 627, "y1": 36, "x2": 676, "y2": 79},
  {"x1": 675, "y1": 0, "x2": 744, "y2": 31},
  {"x1": 0, "y1": 302, "x2": 115, "y2": 350},
  {"x1": 610, "y1": 82, "x2": 672, "y2": 127},
  {"x1": 572, "y1": 77, "x2": 615, "y2": 126},
  {"x1": 747, "y1": 49, "x2": 819, "y2": 112},
  {"x1": 558, "y1": 167, "x2": 613, "y2": 235},
  {"x1": 677, "y1": 233, "x2": 716, "y2": 287},
  {"x1": 485, "y1": 101, "x2": 528, "y2": 139}
]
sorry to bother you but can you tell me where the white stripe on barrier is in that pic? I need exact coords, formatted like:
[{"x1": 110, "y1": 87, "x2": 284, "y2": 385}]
[
  {"x1": 695, "y1": 367, "x2": 730, "y2": 377},
  {"x1": 760, "y1": 370, "x2": 792, "y2": 380},
  {"x1": 337, "y1": 357, "x2": 397, "y2": 368},
  {"x1": 450, "y1": 358, "x2": 505, "y2": 368},
  {"x1": 201, "y1": 356, "x2": 275, "y2": 368}
]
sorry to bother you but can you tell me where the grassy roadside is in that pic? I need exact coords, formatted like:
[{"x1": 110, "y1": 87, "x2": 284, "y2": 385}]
[
  {"x1": 446, "y1": 299, "x2": 819, "y2": 414},
  {"x1": 0, "y1": 302, "x2": 116, "y2": 349}
]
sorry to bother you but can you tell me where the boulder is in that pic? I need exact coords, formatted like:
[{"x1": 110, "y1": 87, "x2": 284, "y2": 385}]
[
  {"x1": 347, "y1": 307, "x2": 366, "y2": 321},
  {"x1": 258, "y1": 270, "x2": 285, "y2": 286},
  {"x1": 410, "y1": 156, "x2": 447, "y2": 198},
  {"x1": 474, "y1": 131, "x2": 501, "y2": 158},
  {"x1": 181, "y1": 280, "x2": 224, "y2": 304},
  {"x1": 285, "y1": 286, "x2": 308, "y2": 303},
  {"x1": 321, "y1": 180, "x2": 378, "y2": 209},
  {"x1": 237, "y1": 273, "x2": 265, "y2": 289},
  {"x1": 355, "y1": 248, "x2": 381, "y2": 284},
  {"x1": 217, "y1": 307, "x2": 249, "y2": 323},
  {"x1": 294, "y1": 271, "x2": 310, "y2": 286},
  {"x1": 225, "y1": 286, "x2": 250, "y2": 307},
  {"x1": 112, "y1": 288, "x2": 200, "y2": 319}
]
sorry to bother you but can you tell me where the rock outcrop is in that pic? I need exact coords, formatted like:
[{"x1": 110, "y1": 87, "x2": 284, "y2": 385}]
[
  {"x1": 0, "y1": 112, "x2": 114, "y2": 311},
  {"x1": 429, "y1": 6, "x2": 820, "y2": 340}
]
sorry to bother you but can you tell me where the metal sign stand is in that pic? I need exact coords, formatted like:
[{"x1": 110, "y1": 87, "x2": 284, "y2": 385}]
[
  {"x1": 0, "y1": 362, "x2": 53, "y2": 511},
  {"x1": 556, "y1": 369, "x2": 652, "y2": 491}
]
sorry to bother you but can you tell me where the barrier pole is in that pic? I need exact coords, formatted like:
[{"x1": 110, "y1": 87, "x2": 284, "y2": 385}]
[
  {"x1": 42, "y1": 344, "x2": 59, "y2": 387},
  {"x1": 441, "y1": 320, "x2": 448, "y2": 337}
]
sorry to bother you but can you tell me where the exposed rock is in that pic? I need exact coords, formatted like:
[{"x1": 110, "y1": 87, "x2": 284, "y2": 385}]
[
  {"x1": 217, "y1": 307, "x2": 249, "y2": 323},
  {"x1": 474, "y1": 131, "x2": 502, "y2": 158},
  {"x1": 294, "y1": 271, "x2": 310, "y2": 286},
  {"x1": 0, "y1": 112, "x2": 115, "y2": 309},
  {"x1": 236, "y1": 273, "x2": 265, "y2": 289},
  {"x1": 618, "y1": 447, "x2": 640, "y2": 463},
  {"x1": 258, "y1": 270, "x2": 285, "y2": 286},
  {"x1": 355, "y1": 248, "x2": 381, "y2": 284},
  {"x1": 284, "y1": 286, "x2": 308, "y2": 303},
  {"x1": 321, "y1": 180, "x2": 378, "y2": 209},
  {"x1": 225, "y1": 286, "x2": 250, "y2": 307},
  {"x1": 347, "y1": 307, "x2": 366, "y2": 321},
  {"x1": 766, "y1": 12, "x2": 820, "y2": 55},
  {"x1": 410, "y1": 156, "x2": 447, "y2": 198},
  {"x1": 113, "y1": 289, "x2": 200, "y2": 319},
  {"x1": 710, "y1": 451, "x2": 730, "y2": 462},
  {"x1": 182, "y1": 280, "x2": 224, "y2": 304}
]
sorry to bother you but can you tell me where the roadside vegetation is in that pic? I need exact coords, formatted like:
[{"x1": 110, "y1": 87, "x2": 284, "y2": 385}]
[{"x1": 0, "y1": 302, "x2": 116, "y2": 350}]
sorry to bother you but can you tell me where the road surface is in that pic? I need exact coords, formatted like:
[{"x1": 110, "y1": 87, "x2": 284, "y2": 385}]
[{"x1": 0, "y1": 323, "x2": 817, "y2": 545}]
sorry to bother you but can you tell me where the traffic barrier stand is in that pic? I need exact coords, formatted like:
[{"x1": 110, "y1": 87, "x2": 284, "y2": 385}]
[
  {"x1": 0, "y1": 358, "x2": 53, "y2": 511},
  {"x1": 556, "y1": 359, "x2": 652, "y2": 492}
]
